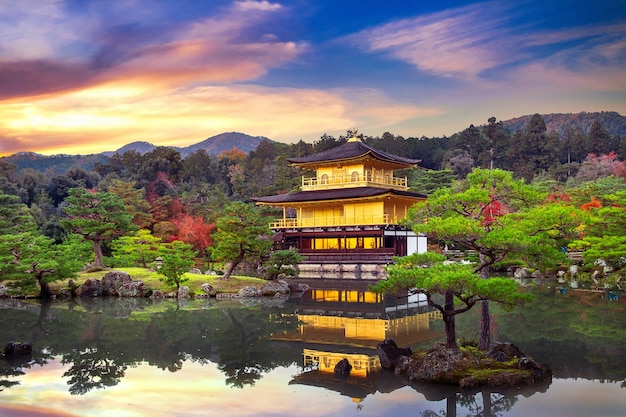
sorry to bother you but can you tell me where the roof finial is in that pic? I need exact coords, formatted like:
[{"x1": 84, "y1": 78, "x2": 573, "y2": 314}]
[{"x1": 347, "y1": 129, "x2": 361, "y2": 142}]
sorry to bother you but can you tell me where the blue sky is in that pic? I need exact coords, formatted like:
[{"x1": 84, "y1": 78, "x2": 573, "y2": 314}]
[{"x1": 1, "y1": 0, "x2": 624, "y2": 155}]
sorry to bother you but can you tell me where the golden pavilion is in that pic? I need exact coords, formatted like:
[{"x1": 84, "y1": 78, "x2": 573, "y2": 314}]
[{"x1": 252, "y1": 132, "x2": 427, "y2": 279}]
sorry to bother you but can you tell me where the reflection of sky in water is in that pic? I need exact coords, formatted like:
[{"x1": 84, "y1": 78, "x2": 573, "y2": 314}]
[{"x1": 1, "y1": 358, "x2": 625, "y2": 417}]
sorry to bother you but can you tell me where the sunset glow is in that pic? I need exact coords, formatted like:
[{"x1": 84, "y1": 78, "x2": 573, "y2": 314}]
[{"x1": 0, "y1": 0, "x2": 624, "y2": 156}]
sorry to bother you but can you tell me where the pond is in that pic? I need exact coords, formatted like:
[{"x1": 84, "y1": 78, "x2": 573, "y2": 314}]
[{"x1": 0, "y1": 281, "x2": 624, "y2": 417}]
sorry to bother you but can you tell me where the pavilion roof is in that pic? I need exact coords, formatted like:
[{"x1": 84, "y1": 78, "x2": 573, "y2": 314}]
[
  {"x1": 287, "y1": 139, "x2": 420, "y2": 168},
  {"x1": 252, "y1": 186, "x2": 426, "y2": 205}
]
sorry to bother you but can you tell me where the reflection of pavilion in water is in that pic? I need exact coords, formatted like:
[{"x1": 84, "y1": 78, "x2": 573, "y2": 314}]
[{"x1": 275, "y1": 280, "x2": 443, "y2": 403}]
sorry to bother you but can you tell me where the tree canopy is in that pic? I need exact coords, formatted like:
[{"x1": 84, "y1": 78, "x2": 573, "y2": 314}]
[
  {"x1": 406, "y1": 168, "x2": 583, "y2": 348},
  {"x1": 374, "y1": 253, "x2": 532, "y2": 348},
  {"x1": 209, "y1": 202, "x2": 271, "y2": 279},
  {"x1": 62, "y1": 188, "x2": 136, "y2": 267}
]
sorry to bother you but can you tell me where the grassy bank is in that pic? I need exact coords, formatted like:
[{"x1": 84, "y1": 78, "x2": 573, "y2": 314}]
[{"x1": 5, "y1": 268, "x2": 268, "y2": 298}]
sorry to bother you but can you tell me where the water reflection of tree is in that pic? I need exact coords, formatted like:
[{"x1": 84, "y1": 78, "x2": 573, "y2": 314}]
[
  {"x1": 0, "y1": 300, "x2": 59, "y2": 391},
  {"x1": 216, "y1": 308, "x2": 299, "y2": 387},
  {"x1": 61, "y1": 348, "x2": 128, "y2": 395},
  {"x1": 417, "y1": 379, "x2": 550, "y2": 417},
  {"x1": 477, "y1": 287, "x2": 626, "y2": 381}
]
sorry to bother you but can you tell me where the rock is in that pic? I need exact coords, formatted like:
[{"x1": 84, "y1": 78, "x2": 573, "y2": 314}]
[
  {"x1": 514, "y1": 268, "x2": 531, "y2": 279},
  {"x1": 394, "y1": 355, "x2": 414, "y2": 376},
  {"x1": 259, "y1": 281, "x2": 290, "y2": 296},
  {"x1": 4, "y1": 342, "x2": 32, "y2": 357},
  {"x1": 518, "y1": 356, "x2": 552, "y2": 381},
  {"x1": 76, "y1": 278, "x2": 103, "y2": 297},
  {"x1": 377, "y1": 338, "x2": 412, "y2": 370},
  {"x1": 334, "y1": 358, "x2": 352, "y2": 376},
  {"x1": 286, "y1": 281, "x2": 309, "y2": 293},
  {"x1": 118, "y1": 281, "x2": 146, "y2": 297},
  {"x1": 178, "y1": 286, "x2": 190, "y2": 299},
  {"x1": 101, "y1": 271, "x2": 133, "y2": 296},
  {"x1": 201, "y1": 283, "x2": 217, "y2": 296},
  {"x1": 189, "y1": 268, "x2": 203, "y2": 275},
  {"x1": 407, "y1": 342, "x2": 463, "y2": 381},
  {"x1": 0, "y1": 284, "x2": 7, "y2": 298},
  {"x1": 235, "y1": 286, "x2": 260, "y2": 297},
  {"x1": 150, "y1": 290, "x2": 164, "y2": 299},
  {"x1": 487, "y1": 342, "x2": 524, "y2": 362},
  {"x1": 459, "y1": 376, "x2": 480, "y2": 388},
  {"x1": 3, "y1": 342, "x2": 33, "y2": 366}
]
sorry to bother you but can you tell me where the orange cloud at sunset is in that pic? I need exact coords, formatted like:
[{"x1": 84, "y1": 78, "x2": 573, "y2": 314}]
[{"x1": 0, "y1": 0, "x2": 624, "y2": 157}]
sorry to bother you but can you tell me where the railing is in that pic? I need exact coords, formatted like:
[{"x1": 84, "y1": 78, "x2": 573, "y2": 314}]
[
  {"x1": 269, "y1": 214, "x2": 401, "y2": 229},
  {"x1": 299, "y1": 249, "x2": 395, "y2": 263},
  {"x1": 301, "y1": 174, "x2": 408, "y2": 191}
]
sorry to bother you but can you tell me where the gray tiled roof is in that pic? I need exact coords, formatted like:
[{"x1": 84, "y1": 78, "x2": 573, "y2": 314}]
[{"x1": 287, "y1": 140, "x2": 420, "y2": 166}]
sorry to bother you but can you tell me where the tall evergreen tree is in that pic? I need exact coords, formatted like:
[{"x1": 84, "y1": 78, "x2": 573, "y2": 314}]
[
  {"x1": 62, "y1": 188, "x2": 136, "y2": 267},
  {"x1": 406, "y1": 168, "x2": 583, "y2": 349}
]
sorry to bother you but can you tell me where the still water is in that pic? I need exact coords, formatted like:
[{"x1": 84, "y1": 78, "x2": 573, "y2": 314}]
[{"x1": 0, "y1": 281, "x2": 624, "y2": 417}]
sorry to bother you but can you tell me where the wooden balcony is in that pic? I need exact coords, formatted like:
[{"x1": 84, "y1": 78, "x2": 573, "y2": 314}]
[
  {"x1": 269, "y1": 214, "x2": 401, "y2": 229},
  {"x1": 301, "y1": 174, "x2": 408, "y2": 191}
]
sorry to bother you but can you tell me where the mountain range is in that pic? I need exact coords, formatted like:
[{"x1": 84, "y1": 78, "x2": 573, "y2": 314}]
[
  {"x1": 102, "y1": 132, "x2": 271, "y2": 158},
  {"x1": 2, "y1": 112, "x2": 625, "y2": 173}
]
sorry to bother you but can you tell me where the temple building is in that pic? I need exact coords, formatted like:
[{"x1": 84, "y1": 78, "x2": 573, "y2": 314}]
[{"x1": 252, "y1": 132, "x2": 427, "y2": 279}]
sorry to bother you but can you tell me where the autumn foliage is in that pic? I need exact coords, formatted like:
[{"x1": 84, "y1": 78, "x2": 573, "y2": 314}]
[{"x1": 172, "y1": 214, "x2": 215, "y2": 256}]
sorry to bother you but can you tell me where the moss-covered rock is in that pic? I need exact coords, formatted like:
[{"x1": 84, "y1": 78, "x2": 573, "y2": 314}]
[{"x1": 381, "y1": 340, "x2": 552, "y2": 388}]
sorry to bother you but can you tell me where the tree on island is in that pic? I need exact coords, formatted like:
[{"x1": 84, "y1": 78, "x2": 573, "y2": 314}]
[
  {"x1": 209, "y1": 202, "x2": 271, "y2": 279},
  {"x1": 374, "y1": 252, "x2": 532, "y2": 349},
  {"x1": 62, "y1": 188, "x2": 136, "y2": 267},
  {"x1": 407, "y1": 168, "x2": 583, "y2": 349}
]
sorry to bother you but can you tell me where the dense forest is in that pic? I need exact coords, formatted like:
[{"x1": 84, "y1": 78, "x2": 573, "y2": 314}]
[{"x1": 0, "y1": 112, "x2": 625, "y2": 294}]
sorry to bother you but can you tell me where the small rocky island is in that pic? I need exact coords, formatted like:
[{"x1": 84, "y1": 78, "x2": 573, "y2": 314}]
[{"x1": 377, "y1": 338, "x2": 551, "y2": 388}]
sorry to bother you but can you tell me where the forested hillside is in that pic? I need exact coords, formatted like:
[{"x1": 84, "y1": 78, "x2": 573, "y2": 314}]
[
  {"x1": 0, "y1": 112, "x2": 624, "y2": 294},
  {"x1": 503, "y1": 111, "x2": 626, "y2": 138},
  {"x1": 0, "y1": 112, "x2": 626, "y2": 188}
]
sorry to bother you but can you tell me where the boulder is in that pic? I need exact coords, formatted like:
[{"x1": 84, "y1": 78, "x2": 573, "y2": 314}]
[
  {"x1": 531, "y1": 270, "x2": 544, "y2": 279},
  {"x1": 236, "y1": 286, "x2": 260, "y2": 298},
  {"x1": 4, "y1": 342, "x2": 32, "y2": 357},
  {"x1": 518, "y1": 356, "x2": 552, "y2": 381},
  {"x1": 101, "y1": 271, "x2": 133, "y2": 296},
  {"x1": 334, "y1": 358, "x2": 352, "y2": 376},
  {"x1": 260, "y1": 281, "x2": 290, "y2": 296},
  {"x1": 407, "y1": 343, "x2": 463, "y2": 381},
  {"x1": 178, "y1": 286, "x2": 190, "y2": 299},
  {"x1": 514, "y1": 268, "x2": 531, "y2": 279},
  {"x1": 201, "y1": 283, "x2": 217, "y2": 296},
  {"x1": 286, "y1": 281, "x2": 309, "y2": 293},
  {"x1": 118, "y1": 281, "x2": 146, "y2": 298},
  {"x1": 189, "y1": 268, "x2": 203, "y2": 275},
  {"x1": 76, "y1": 278, "x2": 103, "y2": 298},
  {"x1": 487, "y1": 342, "x2": 524, "y2": 361},
  {"x1": 150, "y1": 290, "x2": 164, "y2": 299},
  {"x1": 377, "y1": 338, "x2": 412, "y2": 370}
]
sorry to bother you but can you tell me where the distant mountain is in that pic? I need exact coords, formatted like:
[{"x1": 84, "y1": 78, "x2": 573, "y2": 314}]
[
  {"x1": 178, "y1": 132, "x2": 271, "y2": 158},
  {"x1": 501, "y1": 111, "x2": 626, "y2": 137},
  {"x1": 102, "y1": 141, "x2": 156, "y2": 157},
  {"x1": 2, "y1": 132, "x2": 271, "y2": 172},
  {"x1": 101, "y1": 132, "x2": 271, "y2": 158},
  {"x1": 1, "y1": 152, "x2": 110, "y2": 174}
]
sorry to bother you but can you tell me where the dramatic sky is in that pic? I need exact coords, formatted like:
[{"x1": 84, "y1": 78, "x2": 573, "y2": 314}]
[{"x1": 1, "y1": 0, "x2": 625, "y2": 156}]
